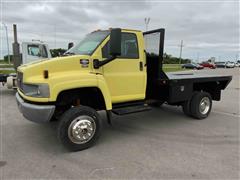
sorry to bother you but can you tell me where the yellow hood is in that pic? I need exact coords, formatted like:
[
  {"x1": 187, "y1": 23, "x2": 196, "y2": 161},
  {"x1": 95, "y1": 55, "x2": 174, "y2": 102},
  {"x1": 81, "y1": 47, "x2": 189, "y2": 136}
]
[{"x1": 18, "y1": 55, "x2": 93, "y2": 83}]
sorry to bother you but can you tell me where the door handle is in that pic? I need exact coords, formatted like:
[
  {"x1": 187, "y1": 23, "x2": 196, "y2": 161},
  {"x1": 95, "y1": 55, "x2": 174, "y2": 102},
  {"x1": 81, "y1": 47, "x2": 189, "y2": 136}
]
[{"x1": 139, "y1": 61, "x2": 143, "y2": 71}]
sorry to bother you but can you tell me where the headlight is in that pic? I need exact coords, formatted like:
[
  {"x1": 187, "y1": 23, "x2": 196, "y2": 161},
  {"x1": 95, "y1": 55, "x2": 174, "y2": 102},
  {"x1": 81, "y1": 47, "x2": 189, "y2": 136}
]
[{"x1": 22, "y1": 83, "x2": 50, "y2": 98}]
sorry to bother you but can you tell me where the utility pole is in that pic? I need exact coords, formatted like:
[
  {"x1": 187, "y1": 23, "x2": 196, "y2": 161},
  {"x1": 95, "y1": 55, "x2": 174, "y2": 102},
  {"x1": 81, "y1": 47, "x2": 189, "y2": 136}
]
[
  {"x1": 179, "y1": 40, "x2": 184, "y2": 64},
  {"x1": 54, "y1": 24, "x2": 56, "y2": 48},
  {"x1": 2, "y1": 23, "x2": 10, "y2": 64},
  {"x1": 144, "y1": 18, "x2": 150, "y2": 49},
  {"x1": 196, "y1": 52, "x2": 199, "y2": 63},
  {"x1": 144, "y1": 17, "x2": 150, "y2": 31}
]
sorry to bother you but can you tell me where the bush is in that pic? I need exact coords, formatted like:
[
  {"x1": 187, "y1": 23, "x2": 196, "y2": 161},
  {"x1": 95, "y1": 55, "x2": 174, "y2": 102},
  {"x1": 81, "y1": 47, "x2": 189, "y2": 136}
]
[
  {"x1": 3, "y1": 55, "x2": 14, "y2": 63},
  {"x1": 50, "y1": 48, "x2": 67, "y2": 57},
  {"x1": 148, "y1": 52, "x2": 191, "y2": 64},
  {"x1": 163, "y1": 57, "x2": 191, "y2": 64}
]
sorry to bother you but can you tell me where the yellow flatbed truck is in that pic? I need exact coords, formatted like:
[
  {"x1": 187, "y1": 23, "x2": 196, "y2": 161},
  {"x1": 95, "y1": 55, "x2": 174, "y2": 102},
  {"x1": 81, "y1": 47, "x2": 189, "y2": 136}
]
[{"x1": 16, "y1": 28, "x2": 232, "y2": 151}]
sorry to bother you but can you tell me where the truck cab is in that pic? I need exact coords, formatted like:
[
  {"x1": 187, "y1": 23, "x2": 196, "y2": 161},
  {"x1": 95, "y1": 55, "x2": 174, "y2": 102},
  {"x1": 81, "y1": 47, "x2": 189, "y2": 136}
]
[
  {"x1": 16, "y1": 28, "x2": 232, "y2": 151},
  {"x1": 4, "y1": 41, "x2": 51, "y2": 89},
  {"x1": 21, "y1": 42, "x2": 52, "y2": 64}
]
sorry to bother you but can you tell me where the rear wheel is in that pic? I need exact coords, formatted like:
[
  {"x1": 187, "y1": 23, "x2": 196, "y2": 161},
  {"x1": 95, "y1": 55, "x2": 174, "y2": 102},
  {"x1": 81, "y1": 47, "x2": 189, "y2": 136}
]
[
  {"x1": 190, "y1": 92, "x2": 212, "y2": 119},
  {"x1": 182, "y1": 100, "x2": 191, "y2": 116},
  {"x1": 182, "y1": 92, "x2": 198, "y2": 117},
  {"x1": 57, "y1": 106, "x2": 101, "y2": 151}
]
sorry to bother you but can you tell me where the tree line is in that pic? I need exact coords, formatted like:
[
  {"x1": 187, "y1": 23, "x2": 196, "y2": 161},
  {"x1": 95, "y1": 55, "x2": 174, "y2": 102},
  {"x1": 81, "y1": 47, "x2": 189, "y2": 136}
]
[{"x1": 2, "y1": 49, "x2": 191, "y2": 64}]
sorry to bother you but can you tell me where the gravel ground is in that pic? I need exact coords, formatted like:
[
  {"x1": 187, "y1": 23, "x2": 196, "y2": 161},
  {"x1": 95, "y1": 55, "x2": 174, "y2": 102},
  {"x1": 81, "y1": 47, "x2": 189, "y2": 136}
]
[{"x1": 0, "y1": 68, "x2": 239, "y2": 179}]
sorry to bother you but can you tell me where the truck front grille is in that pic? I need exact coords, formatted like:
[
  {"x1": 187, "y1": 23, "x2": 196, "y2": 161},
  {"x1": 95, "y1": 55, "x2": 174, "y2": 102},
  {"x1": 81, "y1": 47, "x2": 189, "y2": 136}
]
[{"x1": 17, "y1": 72, "x2": 23, "y2": 91}]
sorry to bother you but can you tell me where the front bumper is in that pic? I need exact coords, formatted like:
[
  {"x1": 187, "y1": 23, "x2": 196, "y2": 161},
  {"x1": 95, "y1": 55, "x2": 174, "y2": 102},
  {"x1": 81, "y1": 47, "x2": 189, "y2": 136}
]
[{"x1": 16, "y1": 93, "x2": 55, "y2": 123}]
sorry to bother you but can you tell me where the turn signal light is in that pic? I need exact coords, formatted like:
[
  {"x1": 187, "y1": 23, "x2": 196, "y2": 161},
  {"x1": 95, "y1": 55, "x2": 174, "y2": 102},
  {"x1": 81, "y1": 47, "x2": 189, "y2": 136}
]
[{"x1": 43, "y1": 70, "x2": 49, "y2": 79}]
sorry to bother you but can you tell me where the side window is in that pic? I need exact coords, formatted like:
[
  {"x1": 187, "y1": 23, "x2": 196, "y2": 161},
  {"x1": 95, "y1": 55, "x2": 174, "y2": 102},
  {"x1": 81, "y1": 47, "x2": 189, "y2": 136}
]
[
  {"x1": 121, "y1": 33, "x2": 138, "y2": 58},
  {"x1": 102, "y1": 33, "x2": 139, "y2": 59},
  {"x1": 40, "y1": 45, "x2": 48, "y2": 58},
  {"x1": 27, "y1": 44, "x2": 48, "y2": 58},
  {"x1": 27, "y1": 45, "x2": 40, "y2": 56}
]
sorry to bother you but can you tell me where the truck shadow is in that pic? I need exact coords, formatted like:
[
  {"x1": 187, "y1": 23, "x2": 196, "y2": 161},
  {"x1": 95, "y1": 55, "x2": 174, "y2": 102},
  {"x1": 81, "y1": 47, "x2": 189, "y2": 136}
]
[
  {"x1": 99, "y1": 105, "x2": 189, "y2": 143},
  {"x1": 1, "y1": 85, "x2": 190, "y2": 154},
  {"x1": 23, "y1": 105, "x2": 190, "y2": 154}
]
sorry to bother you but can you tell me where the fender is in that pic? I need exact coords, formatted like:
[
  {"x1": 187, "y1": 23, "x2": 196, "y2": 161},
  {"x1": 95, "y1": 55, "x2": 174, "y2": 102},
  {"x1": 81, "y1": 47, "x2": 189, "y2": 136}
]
[
  {"x1": 49, "y1": 72, "x2": 112, "y2": 110},
  {"x1": 96, "y1": 74, "x2": 112, "y2": 110}
]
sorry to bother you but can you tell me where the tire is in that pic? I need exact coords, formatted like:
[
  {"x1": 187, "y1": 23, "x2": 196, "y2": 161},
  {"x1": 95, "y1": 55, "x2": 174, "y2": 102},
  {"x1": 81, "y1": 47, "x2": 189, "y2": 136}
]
[
  {"x1": 190, "y1": 92, "x2": 212, "y2": 119},
  {"x1": 182, "y1": 92, "x2": 198, "y2": 117},
  {"x1": 182, "y1": 100, "x2": 191, "y2": 116},
  {"x1": 57, "y1": 106, "x2": 102, "y2": 151}
]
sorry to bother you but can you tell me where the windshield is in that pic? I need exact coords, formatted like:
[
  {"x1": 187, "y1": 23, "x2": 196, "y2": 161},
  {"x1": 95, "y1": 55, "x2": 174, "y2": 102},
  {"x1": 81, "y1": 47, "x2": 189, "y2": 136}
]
[{"x1": 66, "y1": 31, "x2": 109, "y2": 55}]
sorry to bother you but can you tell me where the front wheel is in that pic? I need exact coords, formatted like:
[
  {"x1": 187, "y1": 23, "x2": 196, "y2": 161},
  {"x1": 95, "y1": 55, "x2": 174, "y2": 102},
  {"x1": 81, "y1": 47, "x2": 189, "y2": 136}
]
[
  {"x1": 190, "y1": 92, "x2": 212, "y2": 119},
  {"x1": 57, "y1": 106, "x2": 102, "y2": 151}
]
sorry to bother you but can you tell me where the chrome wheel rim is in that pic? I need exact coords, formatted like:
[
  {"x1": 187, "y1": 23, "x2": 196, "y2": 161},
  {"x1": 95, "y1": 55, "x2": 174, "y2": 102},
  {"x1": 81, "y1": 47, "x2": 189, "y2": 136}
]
[
  {"x1": 68, "y1": 115, "x2": 96, "y2": 144},
  {"x1": 199, "y1": 97, "x2": 210, "y2": 115}
]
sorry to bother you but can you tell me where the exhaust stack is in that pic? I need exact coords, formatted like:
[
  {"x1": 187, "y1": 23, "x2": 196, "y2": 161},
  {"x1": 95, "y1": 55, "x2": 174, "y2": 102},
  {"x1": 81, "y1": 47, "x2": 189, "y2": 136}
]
[{"x1": 12, "y1": 24, "x2": 22, "y2": 70}]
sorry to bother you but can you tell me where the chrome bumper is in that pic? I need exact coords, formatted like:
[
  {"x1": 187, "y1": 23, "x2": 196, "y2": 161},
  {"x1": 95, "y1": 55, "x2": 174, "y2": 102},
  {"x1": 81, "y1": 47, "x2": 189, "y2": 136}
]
[{"x1": 16, "y1": 93, "x2": 55, "y2": 123}]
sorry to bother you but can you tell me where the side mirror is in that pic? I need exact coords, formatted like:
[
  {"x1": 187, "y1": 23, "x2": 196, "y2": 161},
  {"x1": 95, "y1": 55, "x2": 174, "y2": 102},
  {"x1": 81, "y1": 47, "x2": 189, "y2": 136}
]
[
  {"x1": 109, "y1": 28, "x2": 121, "y2": 57},
  {"x1": 93, "y1": 28, "x2": 121, "y2": 69},
  {"x1": 68, "y1": 42, "x2": 74, "y2": 50}
]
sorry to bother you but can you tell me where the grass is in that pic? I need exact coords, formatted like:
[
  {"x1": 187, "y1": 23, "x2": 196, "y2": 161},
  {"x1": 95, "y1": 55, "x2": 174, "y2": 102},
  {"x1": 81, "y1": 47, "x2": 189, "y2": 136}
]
[
  {"x1": 163, "y1": 64, "x2": 186, "y2": 72},
  {"x1": 0, "y1": 64, "x2": 14, "y2": 68},
  {"x1": 0, "y1": 70, "x2": 15, "y2": 74},
  {"x1": 0, "y1": 60, "x2": 14, "y2": 74},
  {"x1": 0, "y1": 60, "x2": 12, "y2": 64}
]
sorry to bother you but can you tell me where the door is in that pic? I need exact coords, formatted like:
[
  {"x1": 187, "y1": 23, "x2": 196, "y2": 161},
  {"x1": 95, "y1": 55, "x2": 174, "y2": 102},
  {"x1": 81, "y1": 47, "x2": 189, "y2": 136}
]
[{"x1": 102, "y1": 32, "x2": 146, "y2": 103}]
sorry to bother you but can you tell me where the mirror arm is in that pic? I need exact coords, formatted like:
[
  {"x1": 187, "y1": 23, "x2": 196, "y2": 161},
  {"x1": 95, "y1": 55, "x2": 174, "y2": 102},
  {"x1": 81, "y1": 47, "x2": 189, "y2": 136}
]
[{"x1": 93, "y1": 56, "x2": 116, "y2": 69}]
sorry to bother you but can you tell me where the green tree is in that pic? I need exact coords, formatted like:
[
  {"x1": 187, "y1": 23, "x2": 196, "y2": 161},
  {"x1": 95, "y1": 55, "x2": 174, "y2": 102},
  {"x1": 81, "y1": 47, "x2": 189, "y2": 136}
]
[
  {"x1": 163, "y1": 53, "x2": 191, "y2": 64},
  {"x1": 3, "y1": 55, "x2": 14, "y2": 63},
  {"x1": 50, "y1": 48, "x2": 67, "y2": 57}
]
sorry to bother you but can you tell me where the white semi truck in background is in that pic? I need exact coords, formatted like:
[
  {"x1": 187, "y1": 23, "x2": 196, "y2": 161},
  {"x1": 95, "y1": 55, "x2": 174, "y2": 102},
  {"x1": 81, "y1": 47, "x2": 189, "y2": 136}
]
[{"x1": 0, "y1": 24, "x2": 52, "y2": 89}]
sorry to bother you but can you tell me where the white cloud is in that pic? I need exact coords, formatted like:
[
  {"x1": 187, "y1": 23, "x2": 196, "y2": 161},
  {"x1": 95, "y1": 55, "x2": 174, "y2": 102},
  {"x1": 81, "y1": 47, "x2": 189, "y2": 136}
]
[{"x1": 0, "y1": 0, "x2": 239, "y2": 61}]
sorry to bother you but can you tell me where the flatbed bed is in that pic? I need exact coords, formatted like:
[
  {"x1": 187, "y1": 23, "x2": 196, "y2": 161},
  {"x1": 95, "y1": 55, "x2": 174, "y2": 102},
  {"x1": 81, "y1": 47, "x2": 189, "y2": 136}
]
[
  {"x1": 166, "y1": 71, "x2": 232, "y2": 81},
  {"x1": 147, "y1": 71, "x2": 232, "y2": 105}
]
